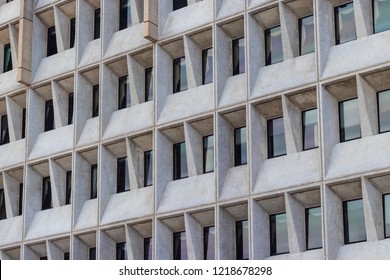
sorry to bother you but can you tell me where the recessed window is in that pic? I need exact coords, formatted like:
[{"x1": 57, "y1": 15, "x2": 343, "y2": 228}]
[
  {"x1": 64, "y1": 252, "x2": 70, "y2": 260},
  {"x1": 265, "y1": 26, "x2": 283, "y2": 65},
  {"x1": 202, "y1": 48, "x2": 213, "y2": 84},
  {"x1": 69, "y1": 18, "x2": 76, "y2": 49},
  {"x1": 21, "y1": 108, "x2": 26, "y2": 139},
  {"x1": 117, "y1": 157, "x2": 130, "y2": 193},
  {"x1": 203, "y1": 135, "x2": 214, "y2": 173},
  {"x1": 267, "y1": 117, "x2": 287, "y2": 158},
  {"x1": 0, "y1": 188, "x2": 6, "y2": 220},
  {"x1": 173, "y1": 57, "x2": 187, "y2": 93},
  {"x1": 42, "y1": 176, "x2": 52, "y2": 210},
  {"x1": 235, "y1": 220, "x2": 249, "y2": 260},
  {"x1": 89, "y1": 247, "x2": 96, "y2": 260},
  {"x1": 234, "y1": 127, "x2": 247, "y2": 166},
  {"x1": 270, "y1": 213, "x2": 289, "y2": 256},
  {"x1": 3, "y1": 43, "x2": 12, "y2": 73},
  {"x1": 145, "y1": 67, "x2": 154, "y2": 102},
  {"x1": 65, "y1": 171, "x2": 72, "y2": 205},
  {"x1": 305, "y1": 207, "x2": 322, "y2": 250},
  {"x1": 339, "y1": 98, "x2": 361, "y2": 142},
  {"x1": 47, "y1": 26, "x2": 57, "y2": 57},
  {"x1": 118, "y1": 75, "x2": 130, "y2": 110},
  {"x1": 119, "y1": 0, "x2": 131, "y2": 30},
  {"x1": 173, "y1": 231, "x2": 187, "y2": 260},
  {"x1": 40, "y1": 256, "x2": 48, "y2": 260},
  {"x1": 144, "y1": 237, "x2": 152, "y2": 260},
  {"x1": 173, "y1": 0, "x2": 188, "y2": 11},
  {"x1": 94, "y1": 8, "x2": 101, "y2": 39},
  {"x1": 373, "y1": 0, "x2": 390, "y2": 33},
  {"x1": 116, "y1": 242, "x2": 127, "y2": 260},
  {"x1": 299, "y1": 15, "x2": 315, "y2": 55},
  {"x1": 343, "y1": 199, "x2": 367, "y2": 244},
  {"x1": 90, "y1": 164, "x2": 98, "y2": 199},
  {"x1": 335, "y1": 2, "x2": 356, "y2": 45},
  {"x1": 68, "y1": 93, "x2": 74, "y2": 125},
  {"x1": 92, "y1": 85, "x2": 99, "y2": 118},
  {"x1": 203, "y1": 226, "x2": 215, "y2": 260},
  {"x1": 144, "y1": 150, "x2": 153, "y2": 187},
  {"x1": 0, "y1": 114, "x2": 9, "y2": 145},
  {"x1": 232, "y1": 37, "x2": 245, "y2": 75},
  {"x1": 18, "y1": 183, "x2": 23, "y2": 216},
  {"x1": 383, "y1": 194, "x2": 390, "y2": 238},
  {"x1": 378, "y1": 90, "x2": 390, "y2": 133},
  {"x1": 303, "y1": 108, "x2": 318, "y2": 150},
  {"x1": 173, "y1": 142, "x2": 188, "y2": 180},
  {"x1": 44, "y1": 99, "x2": 54, "y2": 132}
]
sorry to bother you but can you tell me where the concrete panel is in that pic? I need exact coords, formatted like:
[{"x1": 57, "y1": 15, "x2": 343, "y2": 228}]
[
  {"x1": 0, "y1": 70, "x2": 24, "y2": 95},
  {"x1": 337, "y1": 240, "x2": 390, "y2": 259},
  {"x1": 219, "y1": 74, "x2": 247, "y2": 108},
  {"x1": 266, "y1": 249, "x2": 324, "y2": 260},
  {"x1": 219, "y1": 165, "x2": 249, "y2": 201},
  {"x1": 0, "y1": 140, "x2": 25, "y2": 170},
  {"x1": 0, "y1": 216, "x2": 23, "y2": 246},
  {"x1": 79, "y1": 39, "x2": 101, "y2": 68},
  {"x1": 248, "y1": 0, "x2": 276, "y2": 10},
  {"x1": 35, "y1": 0, "x2": 57, "y2": 10},
  {"x1": 0, "y1": 0, "x2": 20, "y2": 26},
  {"x1": 216, "y1": 0, "x2": 245, "y2": 20},
  {"x1": 74, "y1": 199, "x2": 98, "y2": 231},
  {"x1": 77, "y1": 117, "x2": 99, "y2": 147}
]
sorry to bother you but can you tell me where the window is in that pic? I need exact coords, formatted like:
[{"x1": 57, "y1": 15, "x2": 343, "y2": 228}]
[
  {"x1": 116, "y1": 242, "x2": 127, "y2": 260},
  {"x1": 202, "y1": 48, "x2": 213, "y2": 84},
  {"x1": 234, "y1": 127, "x2": 247, "y2": 166},
  {"x1": 42, "y1": 177, "x2": 52, "y2": 210},
  {"x1": 384, "y1": 194, "x2": 390, "y2": 238},
  {"x1": 145, "y1": 67, "x2": 154, "y2": 102},
  {"x1": 235, "y1": 220, "x2": 249, "y2": 260},
  {"x1": 339, "y1": 98, "x2": 361, "y2": 142},
  {"x1": 68, "y1": 93, "x2": 74, "y2": 125},
  {"x1": 90, "y1": 164, "x2": 98, "y2": 199},
  {"x1": 343, "y1": 199, "x2": 367, "y2": 244},
  {"x1": 305, "y1": 207, "x2": 322, "y2": 250},
  {"x1": 21, "y1": 108, "x2": 26, "y2": 139},
  {"x1": 66, "y1": 171, "x2": 71, "y2": 205},
  {"x1": 203, "y1": 226, "x2": 215, "y2": 260},
  {"x1": 378, "y1": 90, "x2": 390, "y2": 133},
  {"x1": 335, "y1": 2, "x2": 356, "y2": 45},
  {"x1": 270, "y1": 213, "x2": 289, "y2": 255},
  {"x1": 40, "y1": 256, "x2": 48, "y2": 260},
  {"x1": 173, "y1": 231, "x2": 187, "y2": 260},
  {"x1": 18, "y1": 183, "x2": 23, "y2": 216},
  {"x1": 3, "y1": 43, "x2": 12, "y2": 73},
  {"x1": 302, "y1": 108, "x2": 318, "y2": 150},
  {"x1": 144, "y1": 151, "x2": 153, "y2": 187},
  {"x1": 47, "y1": 26, "x2": 57, "y2": 56},
  {"x1": 117, "y1": 157, "x2": 130, "y2": 193},
  {"x1": 70, "y1": 18, "x2": 76, "y2": 49},
  {"x1": 118, "y1": 75, "x2": 130, "y2": 110},
  {"x1": 92, "y1": 85, "x2": 99, "y2": 118},
  {"x1": 119, "y1": 0, "x2": 131, "y2": 30},
  {"x1": 144, "y1": 237, "x2": 152, "y2": 260},
  {"x1": 44, "y1": 99, "x2": 54, "y2": 132},
  {"x1": 373, "y1": 0, "x2": 390, "y2": 33},
  {"x1": 173, "y1": 0, "x2": 188, "y2": 11},
  {"x1": 94, "y1": 8, "x2": 101, "y2": 39},
  {"x1": 265, "y1": 26, "x2": 283, "y2": 65},
  {"x1": 203, "y1": 135, "x2": 214, "y2": 173},
  {"x1": 173, "y1": 142, "x2": 188, "y2": 180},
  {"x1": 232, "y1": 37, "x2": 245, "y2": 75},
  {"x1": 173, "y1": 57, "x2": 187, "y2": 93},
  {"x1": 64, "y1": 252, "x2": 70, "y2": 260},
  {"x1": 89, "y1": 247, "x2": 96, "y2": 260},
  {"x1": 299, "y1": 15, "x2": 315, "y2": 55},
  {"x1": 267, "y1": 117, "x2": 286, "y2": 158},
  {"x1": 0, "y1": 114, "x2": 9, "y2": 145},
  {"x1": 0, "y1": 189, "x2": 6, "y2": 220}
]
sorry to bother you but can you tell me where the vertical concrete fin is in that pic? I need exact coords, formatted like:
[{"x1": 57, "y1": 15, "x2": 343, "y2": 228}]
[
  {"x1": 282, "y1": 95, "x2": 301, "y2": 154},
  {"x1": 101, "y1": 64, "x2": 118, "y2": 136},
  {"x1": 49, "y1": 158, "x2": 66, "y2": 207},
  {"x1": 127, "y1": 55, "x2": 144, "y2": 106},
  {"x1": 184, "y1": 212, "x2": 202, "y2": 260},
  {"x1": 8, "y1": 23, "x2": 19, "y2": 66},
  {"x1": 155, "y1": 131, "x2": 173, "y2": 208},
  {"x1": 354, "y1": 0, "x2": 373, "y2": 38},
  {"x1": 217, "y1": 207, "x2": 235, "y2": 260},
  {"x1": 252, "y1": 202, "x2": 270, "y2": 260},
  {"x1": 0, "y1": 251, "x2": 12, "y2": 260},
  {"x1": 155, "y1": 219, "x2": 173, "y2": 260},
  {"x1": 23, "y1": 246, "x2": 39, "y2": 260},
  {"x1": 99, "y1": 230, "x2": 116, "y2": 260},
  {"x1": 132, "y1": 0, "x2": 143, "y2": 24},
  {"x1": 53, "y1": 6, "x2": 69, "y2": 53},
  {"x1": 125, "y1": 224, "x2": 143, "y2": 260},
  {"x1": 18, "y1": 0, "x2": 33, "y2": 85},
  {"x1": 215, "y1": 26, "x2": 231, "y2": 105},
  {"x1": 27, "y1": 89, "x2": 45, "y2": 155},
  {"x1": 285, "y1": 193, "x2": 305, "y2": 253},
  {"x1": 5, "y1": 96, "x2": 22, "y2": 142},
  {"x1": 77, "y1": 0, "x2": 94, "y2": 64},
  {"x1": 316, "y1": 0, "x2": 334, "y2": 76},
  {"x1": 99, "y1": 146, "x2": 116, "y2": 221},
  {"x1": 102, "y1": 0, "x2": 119, "y2": 53},
  {"x1": 279, "y1": 3, "x2": 298, "y2": 60},
  {"x1": 3, "y1": 172, "x2": 19, "y2": 218},
  {"x1": 183, "y1": 35, "x2": 202, "y2": 88},
  {"x1": 72, "y1": 236, "x2": 89, "y2": 260},
  {"x1": 247, "y1": 14, "x2": 264, "y2": 95},
  {"x1": 73, "y1": 153, "x2": 91, "y2": 226},
  {"x1": 75, "y1": 73, "x2": 92, "y2": 142},
  {"x1": 357, "y1": 75, "x2": 378, "y2": 137},
  {"x1": 126, "y1": 138, "x2": 141, "y2": 190},
  {"x1": 51, "y1": 81, "x2": 69, "y2": 128},
  {"x1": 25, "y1": 167, "x2": 42, "y2": 234},
  {"x1": 155, "y1": 46, "x2": 172, "y2": 119},
  {"x1": 47, "y1": 240, "x2": 63, "y2": 260},
  {"x1": 184, "y1": 122, "x2": 203, "y2": 177},
  {"x1": 216, "y1": 114, "x2": 231, "y2": 196}
]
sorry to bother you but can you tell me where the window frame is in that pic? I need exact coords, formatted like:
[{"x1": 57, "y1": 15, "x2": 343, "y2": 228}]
[
  {"x1": 0, "y1": 114, "x2": 10, "y2": 146},
  {"x1": 145, "y1": 67, "x2": 154, "y2": 102},
  {"x1": 173, "y1": 0, "x2": 188, "y2": 11},
  {"x1": 334, "y1": 2, "x2": 357, "y2": 45},
  {"x1": 0, "y1": 188, "x2": 6, "y2": 220},
  {"x1": 342, "y1": 198, "x2": 367, "y2": 245},
  {"x1": 302, "y1": 108, "x2": 319, "y2": 151},
  {"x1": 118, "y1": 75, "x2": 130, "y2": 110},
  {"x1": 338, "y1": 97, "x2": 361, "y2": 143},
  {"x1": 92, "y1": 84, "x2": 99, "y2": 118},
  {"x1": 267, "y1": 116, "x2": 287, "y2": 159},
  {"x1": 94, "y1": 8, "x2": 101, "y2": 40},
  {"x1": 377, "y1": 89, "x2": 390, "y2": 134},
  {"x1": 203, "y1": 134, "x2": 214, "y2": 174},
  {"x1": 116, "y1": 242, "x2": 127, "y2": 260},
  {"x1": 119, "y1": 0, "x2": 131, "y2": 31},
  {"x1": 42, "y1": 176, "x2": 53, "y2": 211},
  {"x1": 298, "y1": 14, "x2": 315, "y2": 56},
  {"x1": 68, "y1": 93, "x2": 74, "y2": 125},
  {"x1": 173, "y1": 231, "x2": 187, "y2": 260},
  {"x1": 270, "y1": 212, "x2": 289, "y2": 256},
  {"x1": 202, "y1": 47, "x2": 213, "y2": 85},
  {"x1": 305, "y1": 206, "x2": 322, "y2": 251},
  {"x1": 203, "y1": 225, "x2": 215, "y2": 260},
  {"x1": 143, "y1": 237, "x2": 152, "y2": 260},
  {"x1": 383, "y1": 193, "x2": 390, "y2": 239},
  {"x1": 173, "y1": 142, "x2": 188, "y2": 180},
  {"x1": 232, "y1": 37, "x2": 245, "y2": 76},
  {"x1": 235, "y1": 219, "x2": 249, "y2": 260},
  {"x1": 47, "y1": 26, "x2": 58, "y2": 57},
  {"x1": 173, "y1": 56, "x2": 187, "y2": 93},
  {"x1": 265, "y1": 25, "x2": 283, "y2": 66}
]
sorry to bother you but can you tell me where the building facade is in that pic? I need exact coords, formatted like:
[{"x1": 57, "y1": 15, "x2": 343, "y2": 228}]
[{"x1": 0, "y1": 0, "x2": 390, "y2": 260}]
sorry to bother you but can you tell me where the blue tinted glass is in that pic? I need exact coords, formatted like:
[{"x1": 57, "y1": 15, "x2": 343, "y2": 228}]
[
  {"x1": 303, "y1": 109, "x2": 318, "y2": 150},
  {"x1": 299, "y1": 15, "x2": 315, "y2": 55},
  {"x1": 265, "y1": 26, "x2": 283, "y2": 65},
  {"x1": 268, "y1": 117, "x2": 286, "y2": 158},
  {"x1": 335, "y1": 3, "x2": 356, "y2": 44},
  {"x1": 339, "y1": 98, "x2": 361, "y2": 142},
  {"x1": 378, "y1": 90, "x2": 390, "y2": 133},
  {"x1": 306, "y1": 207, "x2": 322, "y2": 250},
  {"x1": 344, "y1": 199, "x2": 366, "y2": 244},
  {"x1": 373, "y1": 0, "x2": 390, "y2": 33}
]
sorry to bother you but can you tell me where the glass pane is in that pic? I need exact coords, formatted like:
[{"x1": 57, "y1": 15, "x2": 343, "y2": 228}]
[
  {"x1": 235, "y1": 220, "x2": 249, "y2": 260},
  {"x1": 0, "y1": 189, "x2": 6, "y2": 220},
  {"x1": 45, "y1": 99, "x2": 54, "y2": 132},
  {"x1": 344, "y1": 199, "x2": 366, "y2": 243},
  {"x1": 299, "y1": 15, "x2": 315, "y2": 55},
  {"x1": 21, "y1": 108, "x2": 26, "y2": 139},
  {"x1": 47, "y1": 26, "x2": 57, "y2": 56},
  {"x1": 384, "y1": 194, "x2": 390, "y2": 238},
  {"x1": 268, "y1": 117, "x2": 286, "y2": 158},
  {"x1": 204, "y1": 226, "x2": 215, "y2": 260},
  {"x1": 234, "y1": 127, "x2": 247, "y2": 166},
  {"x1": 173, "y1": 142, "x2": 188, "y2": 180},
  {"x1": 94, "y1": 8, "x2": 101, "y2": 39},
  {"x1": 91, "y1": 164, "x2": 98, "y2": 199},
  {"x1": 202, "y1": 48, "x2": 213, "y2": 84},
  {"x1": 203, "y1": 135, "x2": 214, "y2": 173},
  {"x1": 265, "y1": 26, "x2": 283, "y2": 65},
  {"x1": 18, "y1": 183, "x2": 23, "y2": 216},
  {"x1": 144, "y1": 151, "x2": 153, "y2": 187},
  {"x1": 69, "y1": 18, "x2": 76, "y2": 48},
  {"x1": 378, "y1": 90, "x2": 390, "y2": 133},
  {"x1": 89, "y1": 247, "x2": 96, "y2": 260},
  {"x1": 173, "y1": 0, "x2": 188, "y2": 11},
  {"x1": 173, "y1": 232, "x2": 187, "y2": 260},
  {"x1": 66, "y1": 171, "x2": 72, "y2": 205},
  {"x1": 118, "y1": 75, "x2": 130, "y2": 109},
  {"x1": 374, "y1": 0, "x2": 390, "y2": 33},
  {"x1": 173, "y1": 57, "x2": 187, "y2": 93},
  {"x1": 64, "y1": 252, "x2": 70, "y2": 260},
  {"x1": 1, "y1": 114, "x2": 9, "y2": 145},
  {"x1": 117, "y1": 157, "x2": 130, "y2": 193},
  {"x1": 335, "y1": 3, "x2": 356, "y2": 44},
  {"x1": 303, "y1": 108, "x2": 318, "y2": 150},
  {"x1": 339, "y1": 98, "x2": 361, "y2": 142},
  {"x1": 306, "y1": 207, "x2": 322, "y2": 250},
  {"x1": 3, "y1": 43, "x2": 12, "y2": 73},
  {"x1": 232, "y1": 37, "x2": 245, "y2": 75},
  {"x1": 144, "y1": 237, "x2": 153, "y2": 260},
  {"x1": 68, "y1": 93, "x2": 74, "y2": 125},
  {"x1": 119, "y1": 0, "x2": 131, "y2": 30},
  {"x1": 145, "y1": 67, "x2": 154, "y2": 102},
  {"x1": 92, "y1": 85, "x2": 99, "y2": 118},
  {"x1": 270, "y1": 213, "x2": 289, "y2": 255},
  {"x1": 116, "y1": 242, "x2": 127, "y2": 260},
  {"x1": 42, "y1": 177, "x2": 52, "y2": 210}
]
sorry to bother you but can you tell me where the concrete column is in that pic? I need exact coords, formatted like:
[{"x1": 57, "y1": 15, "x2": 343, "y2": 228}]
[
  {"x1": 215, "y1": 26, "x2": 231, "y2": 104},
  {"x1": 247, "y1": 14, "x2": 264, "y2": 95},
  {"x1": 5, "y1": 96, "x2": 23, "y2": 142},
  {"x1": 252, "y1": 201, "x2": 269, "y2": 260},
  {"x1": 184, "y1": 122, "x2": 203, "y2": 177},
  {"x1": 183, "y1": 35, "x2": 202, "y2": 88},
  {"x1": 49, "y1": 158, "x2": 66, "y2": 208},
  {"x1": 127, "y1": 55, "x2": 144, "y2": 106},
  {"x1": 52, "y1": 81, "x2": 69, "y2": 129},
  {"x1": 155, "y1": 130, "x2": 173, "y2": 207},
  {"x1": 282, "y1": 95, "x2": 302, "y2": 154},
  {"x1": 3, "y1": 172, "x2": 19, "y2": 218},
  {"x1": 285, "y1": 193, "x2": 305, "y2": 253},
  {"x1": 216, "y1": 114, "x2": 233, "y2": 196},
  {"x1": 155, "y1": 219, "x2": 173, "y2": 260},
  {"x1": 53, "y1": 6, "x2": 70, "y2": 52},
  {"x1": 217, "y1": 207, "x2": 235, "y2": 260},
  {"x1": 77, "y1": 0, "x2": 94, "y2": 64},
  {"x1": 125, "y1": 224, "x2": 143, "y2": 260},
  {"x1": 184, "y1": 212, "x2": 202, "y2": 260},
  {"x1": 357, "y1": 75, "x2": 378, "y2": 137},
  {"x1": 126, "y1": 138, "x2": 142, "y2": 189},
  {"x1": 354, "y1": 0, "x2": 373, "y2": 38},
  {"x1": 279, "y1": 2, "x2": 299, "y2": 60}
]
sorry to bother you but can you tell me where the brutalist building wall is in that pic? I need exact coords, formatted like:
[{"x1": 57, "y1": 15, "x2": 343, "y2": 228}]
[{"x1": 1, "y1": 0, "x2": 390, "y2": 260}]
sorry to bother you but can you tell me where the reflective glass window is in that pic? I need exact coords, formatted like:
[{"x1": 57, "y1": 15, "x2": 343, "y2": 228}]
[
  {"x1": 0, "y1": 114, "x2": 9, "y2": 145},
  {"x1": 69, "y1": 18, "x2": 76, "y2": 48},
  {"x1": 173, "y1": 57, "x2": 188, "y2": 93},
  {"x1": 265, "y1": 26, "x2": 283, "y2": 65},
  {"x1": 173, "y1": 142, "x2": 188, "y2": 180},
  {"x1": 44, "y1": 99, "x2": 54, "y2": 132},
  {"x1": 3, "y1": 43, "x2": 12, "y2": 73},
  {"x1": 92, "y1": 85, "x2": 99, "y2": 118},
  {"x1": 117, "y1": 157, "x2": 130, "y2": 193},
  {"x1": 94, "y1": 8, "x2": 101, "y2": 39},
  {"x1": 144, "y1": 237, "x2": 152, "y2": 260},
  {"x1": 203, "y1": 135, "x2": 214, "y2": 173},
  {"x1": 339, "y1": 98, "x2": 361, "y2": 142},
  {"x1": 202, "y1": 48, "x2": 213, "y2": 84},
  {"x1": 47, "y1": 26, "x2": 57, "y2": 56},
  {"x1": 378, "y1": 90, "x2": 390, "y2": 133},
  {"x1": 65, "y1": 171, "x2": 71, "y2": 205},
  {"x1": 145, "y1": 67, "x2": 154, "y2": 102},
  {"x1": 299, "y1": 15, "x2": 315, "y2": 55},
  {"x1": 42, "y1": 177, "x2": 52, "y2": 210},
  {"x1": 268, "y1": 117, "x2": 287, "y2": 158},
  {"x1": 173, "y1": 231, "x2": 187, "y2": 260},
  {"x1": 119, "y1": 0, "x2": 131, "y2": 30},
  {"x1": 173, "y1": 0, "x2": 188, "y2": 11},
  {"x1": 116, "y1": 242, "x2": 127, "y2": 260},
  {"x1": 236, "y1": 220, "x2": 249, "y2": 260},
  {"x1": 306, "y1": 207, "x2": 322, "y2": 250},
  {"x1": 204, "y1": 226, "x2": 215, "y2": 260},
  {"x1": 18, "y1": 183, "x2": 23, "y2": 216},
  {"x1": 343, "y1": 199, "x2": 367, "y2": 244},
  {"x1": 89, "y1": 247, "x2": 96, "y2": 260},
  {"x1": 234, "y1": 127, "x2": 247, "y2": 166},
  {"x1": 144, "y1": 151, "x2": 153, "y2": 187},
  {"x1": 0, "y1": 189, "x2": 6, "y2": 220},
  {"x1": 384, "y1": 194, "x2": 390, "y2": 238},
  {"x1": 303, "y1": 108, "x2": 319, "y2": 150},
  {"x1": 373, "y1": 0, "x2": 390, "y2": 33},
  {"x1": 335, "y1": 3, "x2": 356, "y2": 45},
  {"x1": 68, "y1": 93, "x2": 74, "y2": 125},
  {"x1": 118, "y1": 75, "x2": 130, "y2": 110},
  {"x1": 270, "y1": 213, "x2": 289, "y2": 255},
  {"x1": 232, "y1": 37, "x2": 245, "y2": 75},
  {"x1": 90, "y1": 164, "x2": 98, "y2": 199}
]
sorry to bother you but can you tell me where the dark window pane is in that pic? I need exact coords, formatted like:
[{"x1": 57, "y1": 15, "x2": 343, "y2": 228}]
[
  {"x1": 173, "y1": 142, "x2": 188, "y2": 180},
  {"x1": 299, "y1": 15, "x2": 315, "y2": 55},
  {"x1": 378, "y1": 90, "x2": 390, "y2": 133},
  {"x1": 373, "y1": 0, "x2": 390, "y2": 33},
  {"x1": 203, "y1": 135, "x2": 214, "y2": 173},
  {"x1": 303, "y1": 108, "x2": 319, "y2": 150},
  {"x1": 64, "y1": 252, "x2": 70, "y2": 260},
  {"x1": 203, "y1": 226, "x2": 215, "y2": 260},
  {"x1": 66, "y1": 171, "x2": 72, "y2": 205},
  {"x1": 202, "y1": 48, "x2": 213, "y2": 84},
  {"x1": 119, "y1": 0, "x2": 131, "y2": 30},
  {"x1": 89, "y1": 247, "x2": 96, "y2": 260},
  {"x1": 343, "y1": 199, "x2": 366, "y2": 244},
  {"x1": 173, "y1": 231, "x2": 187, "y2": 260},
  {"x1": 265, "y1": 26, "x2": 283, "y2": 65},
  {"x1": 173, "y1": 0, "x2": 188, "y2": 10},
  {"x1": 144, "y1": 151, "x2": 153, "y2": 187},
  {"x1": 173, "y1": 57, "x2": 187, "y2": 93},
  {"x1": 339, "y1": 98, "x2": 361, "y2": 142},
  {"x1": 92, "y1": 85, "x2": 99, "y2": 118},
  {"x1": 94, "y1": 8, "x2": 101, "y2": 39},
  {"x1": 118, "y1": 75, "x2": 130, "y2": 110},
  {"x1": 3, "y1": 43, "x2": 12, "y2": 73},
  {"x1": 44, "y1": 99, "x2": 54, "y2": 132},
  {"x1": 335, "y1": 3, "x2": 356, "y2": 45},
  {"x1": 91, "y1": 164, "x2": 98, "y2": 199},
  {"x1": 40, "y1": 256, "x2": 48, "y2": 260},
  {"x1": 47, "y1": 26, "x2": 57, "y2": 56},
  {"x1": 144, "y1": 237, "x2": 152, "y2": 260},
  {"x1": 70, "y1": 18, "x2": 76, "y2": 49},
  {"x1": 306, "y1": 207, "x2": 322, "y2": 250},
  {"x1": 270, "y1": 213, "x2": 289, "y2": 255},
  {"x1": 0, "y1": 114, "x2": 9, "y2": 145},
  {"x1": 116, "y1": 242, "x2": 127, "y2": 260},
  {"x1": 21, "y1": 108, "x2": 26, "y2": 139},
  {"x1": 232, "y1": 37, "x2": 245, "y2": 75},
  {"x1": 384, "y1": 194, "x2": 390, "y2": 238},
  {"x1": 117, "y1": 157, "x2": 130, "y2": 193},
  {"x1": 42, "y1": 177, "x2": 52, "y2": 210},
  {"x1": 18, "y1": 183, "x2": 23, "y2": 216},
  {"x1": 234, "y1": 127, "x2": 247, "y2": 166},
  {"x1": 235, "y1": 220, "x2": 249, "y2": 260},
  {"x1": 145, "y1": 67, "x2": 154, "y2": 102},
  {"x1": 268, "y1": 117, "x2": 287, "y2": 158},
  {"x1": 68, "y1": 93, "x2": 74, "y2": 125},
  {"x1": 0, "y1": 189, "x2": 6, "y2": 220}
]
